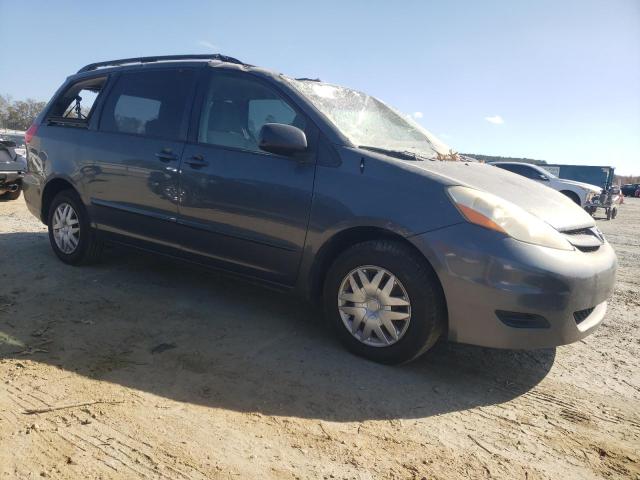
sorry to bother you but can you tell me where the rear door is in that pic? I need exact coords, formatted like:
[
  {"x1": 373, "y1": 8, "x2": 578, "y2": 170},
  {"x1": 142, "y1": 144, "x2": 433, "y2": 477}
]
[
  {"x1": 86, "y1": 67, "x2": 197, "y2": 246},
  {"x1": 177, "y1": 71, "x2": 317, "y2": 285}
]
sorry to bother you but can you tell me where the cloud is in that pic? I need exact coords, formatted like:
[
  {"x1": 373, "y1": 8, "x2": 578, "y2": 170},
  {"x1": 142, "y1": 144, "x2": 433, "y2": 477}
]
[
  {"x1": 485, "y1": 115, "x2": 504, "y2": 125},
  {"x1": 413, "y1": 111, "x2": 424, "y2": 119},
  {"x1": 197, "y1": 40, "x2": 218, "y2": 51}
]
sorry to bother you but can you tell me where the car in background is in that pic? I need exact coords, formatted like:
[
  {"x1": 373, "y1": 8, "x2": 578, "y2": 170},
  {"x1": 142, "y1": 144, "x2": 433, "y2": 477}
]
[
  {"x1": 0, "y1": 132, "x2": 26, "y2": 157},
  {"x1": 621, "y1": 183, "x2": 640, "y2": 197},
  {"x1": 489, "y1": 162, "x2": 602, "y2": 207},
  {"x1": 0, "y1": 138, "x2": 27, "y2": 200}
]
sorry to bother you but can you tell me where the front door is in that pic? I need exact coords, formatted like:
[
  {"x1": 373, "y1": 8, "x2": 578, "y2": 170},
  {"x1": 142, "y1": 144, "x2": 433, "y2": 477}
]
[
  {"x1": 178, "y1": 72, "x2": 316, "y2": 285},
  {"x1": 86, "y1": 67, "x2": 197, "y2": 246}
]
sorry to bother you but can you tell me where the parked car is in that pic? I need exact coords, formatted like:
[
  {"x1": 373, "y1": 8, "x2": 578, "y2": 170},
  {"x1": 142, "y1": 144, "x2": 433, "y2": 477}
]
[
  {"x1": 0, "y1": 138, "x2": 26, "y2": 200},
  {"x1": 621, "y1": 183, "x2": 640, "y2": 197},
  {"x1": 489, "y1": 162, "x2": 602, "y2": 207},
  {"x1": 0, "y1": 132, "x2": 27, "y2": 157},
  {"x1": 22, "y1": 54, "x2": 617, "y2": 364}
]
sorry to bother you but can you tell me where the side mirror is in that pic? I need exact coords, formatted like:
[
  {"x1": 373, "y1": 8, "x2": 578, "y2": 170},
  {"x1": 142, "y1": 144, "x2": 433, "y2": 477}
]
[{"x1": 259, "y1": 123, "x2": 307, "y2": 156}]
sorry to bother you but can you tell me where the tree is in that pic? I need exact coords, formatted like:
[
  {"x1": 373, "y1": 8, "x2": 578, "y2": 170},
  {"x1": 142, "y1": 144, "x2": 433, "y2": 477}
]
[
  {"x1": 0, "y1": 94, "x2": 12, "y2": 129},
  {"x1": 0, "y1": 95, "x2": 46, "y2": 131}
]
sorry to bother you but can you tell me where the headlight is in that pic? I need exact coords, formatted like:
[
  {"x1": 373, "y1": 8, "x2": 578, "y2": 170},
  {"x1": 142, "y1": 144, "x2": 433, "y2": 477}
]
[{"x1": 447, "y1": 186, "x2": 574, "y2": 251}]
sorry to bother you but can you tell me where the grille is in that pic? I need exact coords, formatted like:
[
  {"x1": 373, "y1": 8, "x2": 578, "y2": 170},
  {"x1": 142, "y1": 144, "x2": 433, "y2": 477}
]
[
  {"x1": 561, "y1": 227, "x2": 603, "y2": 252},
  {"x1": 574, "y1": 307, "x2": 595, "y2": 324},
  {"x1": 576, "y1": 245, "x2": 600, "y2": 253},
  {"x1": 563, "y1": 228, "x2": 592, "y2": 235}
]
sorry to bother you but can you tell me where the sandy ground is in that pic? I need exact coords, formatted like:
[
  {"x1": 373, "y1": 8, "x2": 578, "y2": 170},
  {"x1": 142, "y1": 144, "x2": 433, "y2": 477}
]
[{"x1": 0, "y1": 195, "x2": 638, "y2": 480}]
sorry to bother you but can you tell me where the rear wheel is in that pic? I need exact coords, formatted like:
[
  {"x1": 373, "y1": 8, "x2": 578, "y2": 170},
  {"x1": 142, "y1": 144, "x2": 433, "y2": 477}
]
[
  {"x1": 47, "y1": 190, "x2": 103, "y2": 265},
  {"x1": 324, "y1": 240, "x2": 445, "y2": 364}
]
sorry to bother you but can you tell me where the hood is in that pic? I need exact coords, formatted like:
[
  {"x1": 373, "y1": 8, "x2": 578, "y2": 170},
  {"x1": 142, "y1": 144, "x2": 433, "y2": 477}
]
[
  {"x1": 405, "y1": 160, "x2": 596, "y2": 231},
  {"x1": 556, "y1": 178, "x2": 602, "y2": 193}
]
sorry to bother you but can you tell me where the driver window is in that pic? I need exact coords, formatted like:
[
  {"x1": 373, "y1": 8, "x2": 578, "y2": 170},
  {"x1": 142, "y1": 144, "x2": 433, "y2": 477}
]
[{"x1": 198, "y1": 75, "x2": 305, "y2": 153}]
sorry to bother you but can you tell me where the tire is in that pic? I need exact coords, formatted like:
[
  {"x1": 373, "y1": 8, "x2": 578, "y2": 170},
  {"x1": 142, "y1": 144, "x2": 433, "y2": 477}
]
[
  {"x1": 323, "y1": 239, "x2": 446, "y2": 364},
  {"x1": 0, "y1": 186, "x2": 21, "y2": 201},
  {"x1": 47, "y1": 190, "x2": 103, "y2": 265}
]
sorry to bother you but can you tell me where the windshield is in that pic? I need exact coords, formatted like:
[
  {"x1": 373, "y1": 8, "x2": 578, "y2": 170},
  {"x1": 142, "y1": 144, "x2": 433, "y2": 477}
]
[{"x1": 287, "y1": 79, "x2": 453, "y2": 159}]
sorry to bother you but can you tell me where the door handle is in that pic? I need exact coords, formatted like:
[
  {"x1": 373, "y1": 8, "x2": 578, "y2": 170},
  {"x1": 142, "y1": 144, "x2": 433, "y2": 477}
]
[
  {"x1": 155, "y1": 150, "x2": 178, "y2": 162},
  {"x1": 186, "y1": 155, "x2": 209, "y2": 168}
]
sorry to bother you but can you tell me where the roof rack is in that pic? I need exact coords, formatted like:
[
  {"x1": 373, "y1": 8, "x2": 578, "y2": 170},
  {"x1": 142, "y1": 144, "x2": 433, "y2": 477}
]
[{"x1": 77, "y1": 54, "x2": 245, "y2": 73}]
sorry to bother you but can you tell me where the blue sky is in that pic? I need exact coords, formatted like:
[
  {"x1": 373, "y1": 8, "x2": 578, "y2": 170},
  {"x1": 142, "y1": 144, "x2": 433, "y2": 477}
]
[{"x1": 1, "y1": 0, "x2": 638, "y2": 174}]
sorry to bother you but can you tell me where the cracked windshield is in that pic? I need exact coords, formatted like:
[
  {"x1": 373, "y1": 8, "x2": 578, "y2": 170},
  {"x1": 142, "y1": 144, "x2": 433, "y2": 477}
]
[{"x1": 288, "y1": 79, "x2": 454, "y2": 160}]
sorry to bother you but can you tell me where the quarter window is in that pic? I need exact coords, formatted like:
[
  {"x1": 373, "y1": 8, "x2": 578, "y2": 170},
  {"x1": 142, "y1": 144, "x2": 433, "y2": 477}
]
[
  {"x1": 48, "y1": 77, "x2": 106, "y2": 126},
  {"x1": 100, "y1": 69, "x2": 195, "y2": 140},
  {"x1": 198, "y1": 75, "x2": 306, "y2": 153}
]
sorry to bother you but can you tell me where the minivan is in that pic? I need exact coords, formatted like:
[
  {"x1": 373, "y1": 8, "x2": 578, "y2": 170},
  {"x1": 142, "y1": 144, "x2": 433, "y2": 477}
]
[{"x1": 23, "y1": 54, "x2": 617, "y2": 364}]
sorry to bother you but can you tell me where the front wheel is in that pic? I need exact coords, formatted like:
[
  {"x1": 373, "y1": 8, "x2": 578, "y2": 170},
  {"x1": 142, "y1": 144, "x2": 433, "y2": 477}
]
[
  {"x1": 324, "y1": 240, "x2": 446, "y2": 364},
  {"x1": 47, "y1": 190, "x2": 103, "y2": 265}
]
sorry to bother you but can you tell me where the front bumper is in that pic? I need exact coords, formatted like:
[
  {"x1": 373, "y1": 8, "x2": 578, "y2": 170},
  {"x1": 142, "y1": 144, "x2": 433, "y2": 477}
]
[{"x1": 409, "y1": 223, "x2": 617, "y2": 349}]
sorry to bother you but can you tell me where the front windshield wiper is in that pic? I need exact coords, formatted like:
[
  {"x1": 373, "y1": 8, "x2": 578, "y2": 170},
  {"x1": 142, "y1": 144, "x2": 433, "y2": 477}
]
[{"x1": 358, "y1": 145, "x2": 431, "y2": 161}]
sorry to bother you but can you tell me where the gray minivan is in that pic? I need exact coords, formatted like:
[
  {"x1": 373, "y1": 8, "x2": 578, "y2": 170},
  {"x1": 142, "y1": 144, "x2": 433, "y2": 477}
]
[{"x1": 22, "y1": 54, "x2": 617, "y2": 364}]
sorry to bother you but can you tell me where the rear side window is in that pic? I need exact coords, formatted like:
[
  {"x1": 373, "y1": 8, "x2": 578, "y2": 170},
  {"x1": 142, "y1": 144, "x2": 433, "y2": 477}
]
[
  {"x1": 100, "y1": 69, "x2": 195, "y2": 140},
  {"x1": 48, "y1": 77, "x2": 107, "y2": 126}
]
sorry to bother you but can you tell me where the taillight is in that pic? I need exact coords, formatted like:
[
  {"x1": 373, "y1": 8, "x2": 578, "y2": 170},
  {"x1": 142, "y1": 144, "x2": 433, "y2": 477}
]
[{"x1": 25, "y1": 123, "x2": 39, "y2": 144}]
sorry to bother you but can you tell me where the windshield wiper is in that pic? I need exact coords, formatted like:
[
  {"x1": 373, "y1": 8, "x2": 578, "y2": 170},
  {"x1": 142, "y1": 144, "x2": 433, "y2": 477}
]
[{"x1": 358, "y1": 145, "x2": 428, "y2": 161}]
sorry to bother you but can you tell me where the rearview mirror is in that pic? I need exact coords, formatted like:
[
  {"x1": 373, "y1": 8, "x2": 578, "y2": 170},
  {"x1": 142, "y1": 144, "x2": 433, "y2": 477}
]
[
  {"x1": 259, "y1": 123, "x2": 307, "y2": 156},
  {"x1": 538, "y1": 174, "x2": 549, "y2": 181}
]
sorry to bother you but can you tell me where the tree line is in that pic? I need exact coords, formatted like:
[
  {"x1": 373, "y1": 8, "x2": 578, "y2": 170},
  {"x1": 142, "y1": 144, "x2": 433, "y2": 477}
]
[{"x1": 0, "y1": 94, "x2": 47, "y2": 131}]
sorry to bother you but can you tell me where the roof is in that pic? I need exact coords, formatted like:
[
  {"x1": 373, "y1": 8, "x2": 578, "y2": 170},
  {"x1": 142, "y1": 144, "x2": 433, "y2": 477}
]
[
  {"x1": 545, "y1": 164, "x2": 614, "y2": 169},
  {"x1": 77, "y1": 54, "x2": 247, "y2": 73},
  {"x1": 488, "y1": 161, "x2": 540, "y2": 166}
]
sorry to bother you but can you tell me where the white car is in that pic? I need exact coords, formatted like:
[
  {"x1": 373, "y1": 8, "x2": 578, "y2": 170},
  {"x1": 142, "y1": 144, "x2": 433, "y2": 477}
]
[{"x1": 489, "y1": 162, "x2": 601, "y2": 207}]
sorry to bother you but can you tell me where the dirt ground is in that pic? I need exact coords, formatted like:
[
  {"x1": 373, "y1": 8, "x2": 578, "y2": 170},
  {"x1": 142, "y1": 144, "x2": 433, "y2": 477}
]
[{"x1": 0, "y1": 195, "x2": 638, "y2": 480}]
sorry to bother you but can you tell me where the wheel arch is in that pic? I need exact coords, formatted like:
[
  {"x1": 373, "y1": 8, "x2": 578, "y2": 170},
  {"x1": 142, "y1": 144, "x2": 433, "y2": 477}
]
[
  {"x1": 41, "y1": 177, "x2": 79, "y2": 223},
  {"x1": 560, "y1": 189, "x2": 581, "y2": 205},
  {"x1": 308, "y1": 226, "x2": 446, "y2": 314}
]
